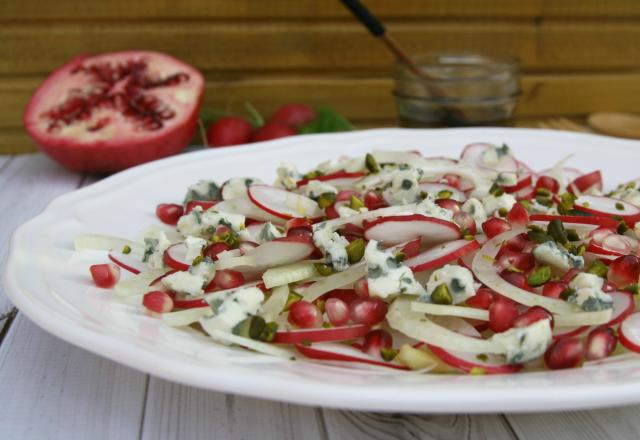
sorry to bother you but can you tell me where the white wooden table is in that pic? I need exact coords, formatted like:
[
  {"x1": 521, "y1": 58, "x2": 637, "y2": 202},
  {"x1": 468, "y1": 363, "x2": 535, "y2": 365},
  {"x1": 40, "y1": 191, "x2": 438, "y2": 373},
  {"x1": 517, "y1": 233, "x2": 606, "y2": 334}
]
[{"x1": 2, "y1": 153, "x2": 640, "y2": 440}]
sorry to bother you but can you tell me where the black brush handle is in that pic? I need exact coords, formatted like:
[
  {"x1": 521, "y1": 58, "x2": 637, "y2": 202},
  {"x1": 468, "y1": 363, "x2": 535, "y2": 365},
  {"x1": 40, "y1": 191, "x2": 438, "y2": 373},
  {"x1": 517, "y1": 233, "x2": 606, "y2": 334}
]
[{"x1": 340, "y1": 0, "x2": 385, "y2": 37}]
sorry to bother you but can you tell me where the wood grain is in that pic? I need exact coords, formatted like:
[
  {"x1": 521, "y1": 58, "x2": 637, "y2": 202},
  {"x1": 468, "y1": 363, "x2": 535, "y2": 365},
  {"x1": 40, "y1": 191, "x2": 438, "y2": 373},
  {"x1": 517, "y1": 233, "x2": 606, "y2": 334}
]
[
  {"x1": 322, "y1": 410, "x2": 517, "y2": 440},
  {"x1": 140, "y1": 377, "x2": 327, "y2": 440},
  {"x1": 0, "y1": 155, "x2": 83, "y2": 313},
  {"x1": 0, "y1": 314, "x2": 148, "y2": 440}
]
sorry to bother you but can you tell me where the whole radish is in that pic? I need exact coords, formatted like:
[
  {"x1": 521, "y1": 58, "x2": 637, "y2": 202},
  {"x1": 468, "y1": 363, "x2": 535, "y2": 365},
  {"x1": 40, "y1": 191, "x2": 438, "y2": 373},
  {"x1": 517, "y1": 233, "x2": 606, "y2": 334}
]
[
  {"x1": 207, "y1": 116, "x2": 253, "y2": 147},
  {"x1": 252, "y1": 123, "x2": 297, "y2": 142},
  {"x1": 270, "y1": 103, "x2": 316, "y2": 127}
]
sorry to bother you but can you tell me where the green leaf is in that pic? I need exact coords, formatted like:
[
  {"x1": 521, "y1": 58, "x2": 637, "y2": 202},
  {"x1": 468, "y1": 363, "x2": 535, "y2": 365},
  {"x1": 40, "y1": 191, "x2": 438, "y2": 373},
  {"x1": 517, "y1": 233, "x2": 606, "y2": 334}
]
[
  {"x1": 299, "y1": 106, "x2": 354, "y2": 134},
  {"x1": 244, "y1": 102, "x2": 265, "y2": 127},
  {"x1": 199, "y1": 108, "x2": 229, "y2": 127}
]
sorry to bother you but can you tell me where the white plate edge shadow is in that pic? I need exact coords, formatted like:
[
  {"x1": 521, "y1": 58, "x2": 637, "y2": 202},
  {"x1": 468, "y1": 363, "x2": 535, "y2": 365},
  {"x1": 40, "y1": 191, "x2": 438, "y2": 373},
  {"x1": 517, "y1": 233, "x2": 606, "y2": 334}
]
[{"x1": 6, "y1": 127, "x2": 640, "y2": 413}]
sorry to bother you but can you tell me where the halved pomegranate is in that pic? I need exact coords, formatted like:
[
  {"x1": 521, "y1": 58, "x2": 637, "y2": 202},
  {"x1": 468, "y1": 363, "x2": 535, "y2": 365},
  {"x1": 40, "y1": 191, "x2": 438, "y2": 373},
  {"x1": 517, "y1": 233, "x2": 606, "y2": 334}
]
[{"x1": 23, "y1": 51, "x2": 204, "y2": 173}]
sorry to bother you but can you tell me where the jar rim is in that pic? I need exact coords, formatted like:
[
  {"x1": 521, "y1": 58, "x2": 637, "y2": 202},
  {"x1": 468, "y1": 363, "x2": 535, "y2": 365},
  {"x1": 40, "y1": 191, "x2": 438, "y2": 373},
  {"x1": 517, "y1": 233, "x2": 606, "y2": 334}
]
[{"x1": 395, "y1": 52, "x2": 520, "y2": 82}]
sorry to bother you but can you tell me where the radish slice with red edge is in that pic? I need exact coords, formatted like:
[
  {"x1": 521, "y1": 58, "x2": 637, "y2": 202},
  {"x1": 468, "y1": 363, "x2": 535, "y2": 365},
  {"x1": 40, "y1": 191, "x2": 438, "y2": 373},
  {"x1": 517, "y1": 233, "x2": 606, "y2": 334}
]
[
  {"x1": 108, "y1": 250, "x2": 142, "y2": 274},
  {"x1": 405, "y1": 239, "x2": 480, "y2": 273},
  {"x1": 244, "y1": 235, "x2": 315, "y2": 267},
  {"x1": 568, "y1": 170, "x2": 603, "y2": 194},
  {"x1": 574, "y1": 195, "x2": 640, "y2": 224},
  {"x1": 514, "y1": 185, "x2": 535, "y2": 201},
  {"x1": 295, "y1": 342, "x2": 409, "y2": 370},
  {"x1": 248, "y1": 185, "x2": 323, "y2": 220},
  {"x1": 504, "y1": 173, "x2": 532, "y2": 193},
  {"x1": 296, "y1": 170, "x2": 365, "y2": 188},
  {"x1": 215, "y1": 197, "x2": 286, "y2": 224},
  {"x1": 608, "y1": 291, "x2": 635, "y2": 325},
  {"x1": 273, "y1": 325, "x2": 370, "y2": 344},
  {"x1": 163, "y1": 242, "x2": 192, "y2": 271},
  {"x1": 539, "y1": 167, "x2": 584, "y2": 183},
  {"x1": 364, "y1": 214, "x2": 461, "y2": 246},
  {"x1": 426, "y1": 319, "x2": 521, "y2": 374},
  {"x1": 529, "y1": 214, "x2": 619, "y2": 229},
  {"x1": 552, "y1": 325, "x2": 589, "y2": 341},
  {"x1": 460, "y1": 142, "x2": 519, "y2": 173},
  {"x1": 619, "y1": 312, "x2": 640, "y2": 353},
  {"x1": 418, "y1": 182, "x2": 466, "y2": 202}
]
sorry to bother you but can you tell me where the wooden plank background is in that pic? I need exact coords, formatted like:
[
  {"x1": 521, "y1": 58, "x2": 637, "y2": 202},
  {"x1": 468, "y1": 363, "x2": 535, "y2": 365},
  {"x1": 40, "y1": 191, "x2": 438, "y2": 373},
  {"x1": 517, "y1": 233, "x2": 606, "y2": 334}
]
[{"x1": 2, "y1": 0, "x2": 640, "y2": 153}]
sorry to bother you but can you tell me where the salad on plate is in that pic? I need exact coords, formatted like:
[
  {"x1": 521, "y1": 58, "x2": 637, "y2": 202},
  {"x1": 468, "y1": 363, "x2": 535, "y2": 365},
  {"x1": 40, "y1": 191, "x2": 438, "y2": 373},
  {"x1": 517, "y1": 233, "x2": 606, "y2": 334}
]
[{"x1": 77, "y1": 143, "x2": 640, "y2": 374}]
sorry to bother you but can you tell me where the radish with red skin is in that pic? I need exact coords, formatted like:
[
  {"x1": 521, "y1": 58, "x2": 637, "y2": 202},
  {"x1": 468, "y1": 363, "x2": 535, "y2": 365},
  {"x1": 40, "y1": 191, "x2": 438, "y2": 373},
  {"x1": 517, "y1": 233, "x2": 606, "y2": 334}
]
[
  {"x1": 545, "y1": 337, "x2": 584, "y2": 370},
  {"x1": 435, "y1": 198, "x2": 461, "y2": 212},
  {"x1": 288, "y1": 300, "x2": 323, "y2": 328},
  {"x1": 273, "y1": 324, "x2": 369, "y2": 344},
  {"x1": 297, "y1": 172, "x2": 366, "y2": 189},
  {"x1": 500, "y1": 270, "x2": 530, "y2": 291},
  {"x1": 453, "y1": 211, "x2": 476, "y2": 234},
  {"x1": 364, "y1": 214, "x2": 461, "y2": 246},
  {"x1": 108, "y1": 251, "x2": 142, "y2": 274},
  {"x1": 574, "y1": 195, "x2": 640, "y2": 224},
  {"x1": 207, "y1": 116, "x2": 253, "y2": 147},
  {"x1": 252, "y1": 123, "x2": 297, "y2": 142},
  {"x1": 143, "y1": 290, "x2": 174, "y2": 314},
  {"x1": 23, "y1": 51, "x2": 204, "y2": 173},
  {"x1": 172, "y1": 296, "x2": 208, "y2": 309},
  {"x1": 515, "y1": 185, "x2": 535, "y2": 201},
  {"x1": 399, "y1": 237, "x2": 422, "y2": 258},
  {"x1": 248, "y1": 185, "x2": 323, "y2": 220},
  {"x1": 542, "y1": 281, "x2": 568, "y2": 299},
  {"x1": 489, "y1": 296, "x2": 519, "y2": 333},
  {"x1": 607, "y1": 255, "x2": 640, "y2": 287},
  {"x1": 362, "y1": 329, "x2": 393, "y2": 357},
  {"x1": 460, "y1": 142, "x2": 519, "y2": 172},
  {"x1": 270, "y1": 103, "x2": 316, "y2": 127},
  {"x1": 588, "y1": 234, "x2": 638, "y2": 257},
  {"x1": 238, "y1": 241, "x2": 259, "y2": 255},
  {"x1": 156, "y1": 203, "x2": 183, "y2": 225},
  {"x1": 364, "y1": 191, "x2": 386, "y2": 210},
  {"x1": 244, "y1": 235, "x2": 315, "y2": 267},
  {"x1": 212, "y1": 270, "x2": 245, "y2": 290},
  {"x1": 295, "y1": 342, "x2": 408, "y2": 370},
  {"x1": 619, "y1": 312, "x2": 640, "y2": 353},
  {"x1": 607, "y1": 291, "x2": 635, "y2": 325},
  {"x1": 512, "y1": 306, "x2": 554, "y2": 329},
  {"x1": 529, "y1": 214, "x2": 619, "y2": 228},
  {"x1": 354, "y1": 278, "x2": 369, "y2": 299},
  {"x1": 349, "y1": 299, "x2": 388, "y2": 326},
  {"x1": 404, "y1": 239, "x2": 480, "y2": 272},
  {"x1": 504, "y1": 173, "x2": 532, "y2": 193},
  {"x1": 185, "y1": 200, "x2": 217, "y2": 214},
  {"x1": 568, "y1": 170, "x2": 603, "y2": 194},
  {"x1": 535, "y1": 175, "x2": 560, "y2": 194},
  {"x1": 163, "y1": 242, "x2": 195, "y2": 271},
  {"x1": 203, "y1": 242, "x2": 232, "y2": 261},
  {"x1": 553, "y1": 325, "x2": 589, "y2": 341},
  {"x1": 325, "y1": 298, "x2": 350, "y2": 326},
  {"x1": 482, "y1": 217, "x2": 511, "y2": 239},
  {"x1": 419, "y1": 182, "x2": 465, "y2": 202},
  {"x1": 585, "y1": 326, "x2": 617, "y2": 361},
  {"x1": 506, "y1": 202, "x2": 529, "y2": 226},
  {"x1": 89, "y1": 264, "x2": 120, "y2": 288}
]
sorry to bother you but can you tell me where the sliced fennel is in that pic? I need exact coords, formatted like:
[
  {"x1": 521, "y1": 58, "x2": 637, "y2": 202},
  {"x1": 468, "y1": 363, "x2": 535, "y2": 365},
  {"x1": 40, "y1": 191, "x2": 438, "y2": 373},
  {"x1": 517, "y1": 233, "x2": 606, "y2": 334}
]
[
  {"x1": 74, "y1": 234, "x2": 143, "y2": 254},
  {"x1": 261, "y1": 285, "x2": 290, "y2": 321},
  {"x1": 199, "y1": 323, "x2": 293, "y2": 358},
  {"x1": 114, "y1": 269, "x2": 167, "y2": 297},
  {"x1": 410, "y1": 301, "x2": 490, "y2": 321},
  {"x1": 163, "y1": 307, "x2": 213, "y2": 327},
  {"x1": 472, "y1": 228, "x2": 579, "y2": 314},
  {"x1": 554, "y1": 309, "x2": 612, "y2": 327},
  {"x1": 297, "y1": 262, "x2": 366, "y2": 302},
  {"x1": 215, "y1": 255, "x2": 256, "y2": 270},
  {"x1": 263, "y1": 261, "x2": 318, "y2": 289}
]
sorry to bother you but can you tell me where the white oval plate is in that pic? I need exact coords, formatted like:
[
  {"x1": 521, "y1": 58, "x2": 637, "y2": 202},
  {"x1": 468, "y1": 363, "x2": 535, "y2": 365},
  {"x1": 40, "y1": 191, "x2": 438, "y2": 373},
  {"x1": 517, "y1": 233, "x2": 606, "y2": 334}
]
[{"x1": 6, "y1": 128, "x2": 640, "y2": 413}]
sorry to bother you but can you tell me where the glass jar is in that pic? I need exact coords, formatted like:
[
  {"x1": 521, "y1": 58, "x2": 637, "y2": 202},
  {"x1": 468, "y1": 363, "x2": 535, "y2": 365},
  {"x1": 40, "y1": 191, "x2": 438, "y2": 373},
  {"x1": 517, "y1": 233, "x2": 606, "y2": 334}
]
[{"x1": 393, "y1": 53, "x2": 521, "y2": 127}]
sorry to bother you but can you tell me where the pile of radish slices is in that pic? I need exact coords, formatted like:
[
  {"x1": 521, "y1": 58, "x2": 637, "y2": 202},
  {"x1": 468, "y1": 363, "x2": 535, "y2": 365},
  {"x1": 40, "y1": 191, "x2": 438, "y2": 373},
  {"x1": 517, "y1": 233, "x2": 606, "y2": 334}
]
[{"x1": 78, "y1": 143, "x2": 640, "y2": 374}]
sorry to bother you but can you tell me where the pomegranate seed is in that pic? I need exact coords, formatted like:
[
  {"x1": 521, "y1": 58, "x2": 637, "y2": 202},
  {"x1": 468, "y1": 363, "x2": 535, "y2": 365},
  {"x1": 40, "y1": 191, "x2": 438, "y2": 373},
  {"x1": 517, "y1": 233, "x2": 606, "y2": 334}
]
[
  {"x1": 443, "y1": 173, "x2": 461, "y2": 188},
  {"x1": 504, "y1": 233, "x2": 529, "y2": 252},
  {"x1": 608, "y1": 255, "x2": 640, "y2": 287},
  {"x1": 288, "y1": 300, "x2": 323, "y2": 328},
  {"x1": 287, "y1": 228, "x2": 313, "y2": 239},
  {"x1": 322, "y1": 289, "x2": 359, "y2": 305},
  {"x1": 213, "y1": 270, "x2": 245, "y2": 290},
  {"x1": 349, "y1": 298, "x2": 388, "y2": 326},
  {"x1": 341, "y1": 223, "x2": 364, "y2": 238},
  {"x1": 535, "y1": 175, "x2": 560, "y2": 194},
  {"x1": 203, "y1": 242, "x2": 231, "y2": 260},
  {"x1": 453, "y1": 210, "x2": 476, "y2": 234},
  {"x1": 185, "y1": 200, "x2": 216, "y2": 214},
  {"x1": 325, "y1": 204, "x2": 339, "y2": 219},
  {"x1": 545, "y1": 337, "x2": 584, "y2": 370},
  {"x1": 542, "y1": 281, "x2": 568, "y2": 299},
  {"x1": 400, "y1": 239, "x2": 421, "y2": 259},
  {"x1": 585, "y1": 326, "x2": 618, "y2": 361},
  {"x1": 285, "y1": 217, "x2": 313, "y2": 232},
  {"x1": 512, "y1": 306, "x2": 554, "y2": 329},
  {"x1": 500, "y1": 270, "x2": 530, "y2": 290},
  {"x1": 155, "y1": 203, "x2": 184, "y2": 225},
  {"x1": 435, "y1": 198, "x2": 461, "y2": 213},
  {"x1": 143, "y1": 290, "x2": 174, "y2": 314},
  {"x1": 354, "y1": 278, "x2": 370, "y2": 299},
  {"x1": 489, "y1": 295, "x2": 519, "y2": 333},
  {"x1": 466, "y1": 287, "x2": 495, "y2": 310},
  {"x1": 364, "y1": 191, "x2": 386, "y2": 210},
  {"x1": 362, "y1": 329, "x2": 393, "y2": 357},
  {"x1": 215, "y1": 225, "x2": 232, "y2": 236},
  {"x1": 506, "y1": 202, "x2": 529, "y2": 226},
  {"x1": 497, "y1": 250, "x2": 535, "y2": 272},
  {"x1": 560, "y1": 268, "x2": 580, "y2": 284},
  {"x1": 482, "y1": 217, "x2": 512, "y2": 239},
  {"x1": 325, "y1": 298, "x2": 350, "y2": 326},
  {"x1": 89, "y1": 263, "x2": 120, "y2": 288},
  {"x1": 602, "y1": 281, "x2": 616, "y2": 292}
]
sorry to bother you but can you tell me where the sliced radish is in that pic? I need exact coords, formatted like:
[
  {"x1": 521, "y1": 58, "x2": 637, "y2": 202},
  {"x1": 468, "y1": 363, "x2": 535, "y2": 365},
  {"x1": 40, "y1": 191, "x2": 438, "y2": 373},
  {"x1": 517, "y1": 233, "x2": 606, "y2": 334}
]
[
  {"x1": 163, "y1": 242, "x2": 192, "y2": 271},
  {"x1": 273, "y1": 325, "x2": 370, "y2": 344},
  {"x1": 574, "y1": 195, "x2": 640, "y2": 224},
  {"x1": 215, "y1": 197, "x2": 285, "y2": 224},
  {"x1": 364, "y1": 214, "x2": 461, "y2": 246},
  {"x1": 295, "y1": 342, "x2": 409, "y2": 370},
  {"x1": 540, "y1": 167, "x2": 584, "y2": 184},
  {"x1": 248, "y1": 185, "x2": 323, "y2": 220},
  {"x1": 619, "y1": 312, "x2": 640, "y2": 353},
  {"x1": 244, "y1": 235, "x2": 315, "y2": 268},
  {"x1": 514, "y1": 185, "x2": 535, "y2": 200},
  {"x1": 297, "y1": 170, "x2": 365, "y2": 188},
  {"x1": 418, "y1": 182, "x2": 466, "y2": 202},
  {"x1": 608, "y1": 291, "x2": 635, "y2": 325},
  {"x1": 504, "y1": 172, "x2": 533, "y2": 193},
  {"x1": 108, "y1": 250, "x2": 142, "y2": 274},
  {"x1": 552, "y1": 325, "x2": 589, "y2": 341},
  {"x1": 460, "y1": 142, "x2": 519, "y2": 173},
  {"x1": 588, "y1": 234, "x2": 638, "y2": 257},
  {"x1": 427, "y1": 319, "x2": 521, "y2": 374},
  {"x1": 529, "y1": 214, "x2": 619, "y2": 229},
  {"x1": 568, "y1": 170, "x2": 603, "y2": 194},
  {"x1": 405, "y1": 239, "x2": 480, "y2": 272}
]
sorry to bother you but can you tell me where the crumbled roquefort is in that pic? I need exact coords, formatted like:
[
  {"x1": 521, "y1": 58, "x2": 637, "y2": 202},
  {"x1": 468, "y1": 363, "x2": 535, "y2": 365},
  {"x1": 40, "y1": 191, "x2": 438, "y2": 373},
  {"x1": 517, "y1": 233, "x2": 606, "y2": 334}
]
[
  {"x1": 482, "y1": 193, "x2": 516, "y2": 215},
  {"x1": 141, "y1": 227, "x2": 171, "y2": 269},
  {"x1": 491, "y1": 318, "x2": 552, "y2": 364},
  {"x1": 567, "y1": 272, "x2": 613, "y2": 311},
  {"x1": 184, "y1": 236, "x2": 207, "y2": 260},
  {"x1": 183, "y1": 180, "x2": 221, "y2": 205},
  {"x1": 221, "y1": 177, "x2": 264, "y2": 200},
  {"x1": 382, "y1": 168, "x2": 424, "y2": 205},
  {"x1": 415, "y1": 194, "x2": 454, "y2": 222},
  {"x1": 302, "y1": 180, "x2": 338, "y2": 200},
  {"x1": 177, "y1": 206, "x2": 245, "y2": 238},
  {"x1": 256, "y1": 222, "x2": 284, "y2": 243},
  {"x1": 422, "y1": 264, "x2": 478, "y2": 304},
  {"x1": 162, "y1": 257, "x2": 216, "y2": 296},
  {"x1": 532, "y1": 241, "x2": 584, "y2": 271},
  {"x1": 461, "y1": 198, "x2": 487, "y2": 229},
  {"x1": 312, "y1": 222, "x2": 350, "y2": 271},
  {"x1": 275, "y1": 162, "x2": 302, "y2": 190},
  {"x1": 365, "y1": 240, "x2": 425, "y2": 299},
  {"x1": 202, "y1": 287, "x2": 264, "y2": 333}
]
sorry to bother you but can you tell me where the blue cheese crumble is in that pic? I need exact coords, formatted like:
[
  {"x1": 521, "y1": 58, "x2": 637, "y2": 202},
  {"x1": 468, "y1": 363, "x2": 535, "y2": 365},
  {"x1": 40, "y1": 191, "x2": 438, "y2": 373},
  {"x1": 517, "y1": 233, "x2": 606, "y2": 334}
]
[
  {"x1": 491, "y1": 318, "x2": 553, "y2": 364},
  {"x1": 275, "y1": 162, "x2": 302, "y2": 190},
  {"x1": 461, "y1": 198, "x2": 487, "y2": 229},
  {"x1": 382, "y1": 168, "x2": 424, "y2": 205},
  {"x1": 532, "y1": 241, "x2": 584, "y2": 271},
  {"x1": 162, "y1": 257, "x2": 216, "y2": 296},
  {"x1": 177, "y1": 206, "x2": 245, "y2": 238},
  {"x1": 481, "y1": 143, "x2": 511, "y2": 168},
  {"x1": 365, "y1": 240, "x2": 425, "y2": 299},
  {"x1": 184, "y1": 236, "x2": 207, "y2": 260},
  {"x1": 221, "y1": 177, "x2": 264, "y2": 200},
  {"x1": 312, "y1": 222, "x2": 350, "y2": 271},
  {"x1": 141, "y1": 227, "x2": 171, "y2": 269},
  {"x1": 567, "y1": 272, "x2": 613, "y2": 311},
  {"x1": 422, "y1": 264, "x2": 478, "y2": 304},
  {"x1": 183, "y1": 180, "x2": 221, "y2": 205},
  {"x1": 481, "y1": 193, "x2": 516, "y2": 215},
  {"x1": 302, "y1": 180, "x2": 338, "y2": 200},
  {"x1": 256, "y1": 222, "x2": 284, "y2": 243},
  {"x1": 415, "y1": 194, "x2": 454, "y2": 222},
  {"x1": 202, "y1": 287, "x2": 264, "y2": 334}
]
